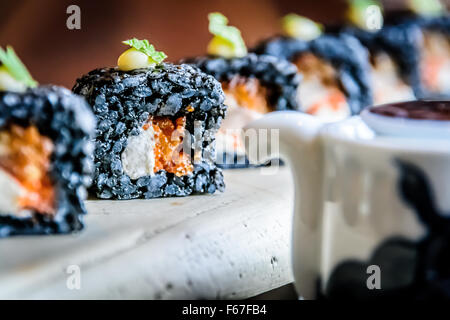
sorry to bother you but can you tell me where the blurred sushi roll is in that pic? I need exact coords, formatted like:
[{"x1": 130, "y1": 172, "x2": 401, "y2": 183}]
[
  {"x1": 340, "y1": 23, "x2": 423, "y2": 104},
  {"x1": 73, "y1": 39, "x2": 226, "y2": 199},
  {"x1": 329, "y1": 0, "x2": 429, "y2": 104},
  {"x1": 416, "y1": 15, "x2": 450, "y2": 98},
  {"x1": 183, "y1": 53, "x2": 300, "y2": 168},
  {"x1": 183, "y1": 13, "x2": 301, "y2": 168},
  {"x1": 385, "y1": 0, "x2": 450, "y2": 99},
  {"x1": 253, "y1": 14, "x2": 372, "y2": 121},
  {"x1": 0, "y1": 47, "x2": 95, "y2": 237}
]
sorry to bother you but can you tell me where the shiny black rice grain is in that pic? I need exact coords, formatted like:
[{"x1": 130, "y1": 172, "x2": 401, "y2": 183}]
[
  {"x1": 253, "y1": 34, "x2": 373, "y2": 115},
  {"x1": 72, "y1": 63, "x2": 226, "y2": 200},
  {"x1": 182, "y1": 53, "x2": 301, "y2": 112},
  {"x1": 0, "y1": 86, "x2": 95, "y2": 237}
]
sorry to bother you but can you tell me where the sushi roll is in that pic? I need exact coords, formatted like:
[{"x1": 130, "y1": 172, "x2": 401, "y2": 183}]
[
  {"x1": 329, "y1": 0, "x2": 422, "y2": 104},
  {"x1": 73, "y1": 39, "x2": 226, "y2": 199},
  {"x1": 384, "y1": 0, "x2": 450, "y2": 99},
  {"x1": 416, "y1": 15, "x2": 450, "y2": 98},
  {"x1": 183, "y1": 13, "x2": 301, "y2": 168},
  {"x1": 253, "y1": 14, "x2": 372, "y2": 121},
  {"x1": 340, "y1": 23, "x2": 423, "y2": 104},
  {"x1": 0, "y1": 47, "x2": 95, "y2": 237}
]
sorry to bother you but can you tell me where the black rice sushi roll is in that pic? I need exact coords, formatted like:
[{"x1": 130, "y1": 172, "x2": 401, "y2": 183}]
[
  {"x1": 183, "y1": 13, "x2": 301, "y2": 168},
  {"x1": 253, "y1": 14, "x2": 372, "y2": 121},
  {"x1": 73, "y1": 39, "x2": 226, "y2": 199},
  {"x1": 339, "y1": 24, "x2": 424, "y2": 103},
  {"x1": 383, "y1": 0, "x2": 450, "y2": 99},
  {"x1": 183, "y1": 54, "x2": 300, "y2": 168},
  {"x1": 327, "y1": 1, "x2": 423, "y2": 104},
  {"x1": 416, "y1": 15, "x2": 450, "y2": 98},
  {"x1": 0, "y1": 47, "x2": 95, "y2": 237}
]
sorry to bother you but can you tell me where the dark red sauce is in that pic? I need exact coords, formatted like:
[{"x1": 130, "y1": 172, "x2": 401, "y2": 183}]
[{"x1": 369, "y1": 101, "x2": 450, "y2": 121}]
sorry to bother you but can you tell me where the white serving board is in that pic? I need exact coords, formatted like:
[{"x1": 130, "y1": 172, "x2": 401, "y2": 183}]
[{"x1": 0, "y1": 167, "x2": 294, "y2": 299}]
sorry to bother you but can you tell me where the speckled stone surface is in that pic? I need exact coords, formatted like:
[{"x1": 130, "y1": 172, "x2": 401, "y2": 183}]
[{"x1": 0, "y1": 168, "x2": 294, "y2": 299}]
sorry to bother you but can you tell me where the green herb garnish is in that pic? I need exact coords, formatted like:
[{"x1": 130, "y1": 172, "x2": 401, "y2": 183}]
[
  {"x1": 122, "y1": 38, "x2": 167, "y2": 64},
  {"x1": 207, "y1": 12, "x2": 247, "y2": 58},
  {"x1": 281, "y1": 14, "x2": 323, "y2": 40},
  {"x1": 0, "y1": 46, "x2": 37, "y2": 88},
  {"x1": 408, "y1": 0, "x2": 445, "y2": 16}
]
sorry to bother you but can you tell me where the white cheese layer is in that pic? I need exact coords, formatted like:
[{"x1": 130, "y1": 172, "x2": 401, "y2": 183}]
[
  {"x1": 421, "y1": 32, "x2": 450, "y2": 94},
  {"x1": 436, "y1": 61, "x2": 450, "y2": 93},
  {"x1": 371, "y1": 53, "x2": 415, "y2": 104},
  {"x1": 121, "y1": 126, "x2": 156, "y2": 180},
  {"x1": 0, "y1": 169, "x2": 25, "y2": 216},
  {"x1": 216, "y1": 94, "x2": 263, "y2": 156},
  {"x1": 297, "y1": 77, "x2": 350, "y2": 122}
]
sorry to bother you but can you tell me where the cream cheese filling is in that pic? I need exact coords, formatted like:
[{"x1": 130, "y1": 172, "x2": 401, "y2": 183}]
[
  {"x1": 371, "y1": 53, "x2": 415, "y2": 104},
  {"x1": 297, "y1": 77, "x2": 350, "y2": 123},
  {"x1": 121, "y1": 126, "x2": 156, "y2": 180},
  {"x1": 0, "y1": 169, "x2": 25, "y2": 216},
  {"x1": 435, "y1": 61, "x2": 450, "y2": 93},
  {"x1": 216, "y1": 94, "x2": 263, "y2": 156},
  {"x1": 421, "y1": 32, "x2": 450, "y2": 94}
]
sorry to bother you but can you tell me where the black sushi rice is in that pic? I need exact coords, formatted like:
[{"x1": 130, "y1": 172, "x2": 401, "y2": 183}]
[
  {"x1": 336, "y1": 23, "x2": 425, "y2": 98},
  {"x1": 418, "y1": 15, "x2": 450, "y2": 35},
  {"x1": 253, "y1": 34, "x2": 373, "y2": 115},
  {"x1": 0, "y1": 86, "x2": 95, "y2": 237},
  {"x1": 73, "y1": 63, "x2": 226, "y2": 200},
  {"x1": 182, "y1": 53, "x2": 301, "y2": 112},
  {"x1": 383, "y1": 9, "x2": 450, "y2": 34}
]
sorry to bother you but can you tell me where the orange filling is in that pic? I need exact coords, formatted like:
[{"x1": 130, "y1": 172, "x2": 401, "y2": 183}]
[
  {"x1": 307, "y1": 88, "x2": 347, "y2": 116},
  {"x1": 0, "y1": 125, "x2": 55, "y2": 215},
  {"x1": 294, "y1": 53, "x2": 347, "y2": 114},
  {"x1": 144, "y1": 116, "x2": 193, "y2": 177},
  {"x1": 222, "y1": 76, "x2": 272, "y2": 114},
  {"x1": 421, "y1": 31, "x2": 450, "y2": 92},
  {"x1": 295, "y1": 53, "x2": 340, "y2": 87},
  {"x1": 422, "y1": 56, "x2": 445, "y2": 91}
]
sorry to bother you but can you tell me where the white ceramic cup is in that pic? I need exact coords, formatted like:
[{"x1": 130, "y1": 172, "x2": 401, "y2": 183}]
[{"x1": 244, "y1": 101, "x2": 450, "y2": 299}]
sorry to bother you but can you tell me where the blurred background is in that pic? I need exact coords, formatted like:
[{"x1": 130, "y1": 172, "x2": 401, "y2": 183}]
[{"x1": 0, "y1": 0, "x2": 449, "y2": 88}]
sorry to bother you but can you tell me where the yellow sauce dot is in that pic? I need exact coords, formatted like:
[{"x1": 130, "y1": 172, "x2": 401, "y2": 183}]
[{"x1": 117, "y1": 48, "x2": 154, "y2": 71}]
